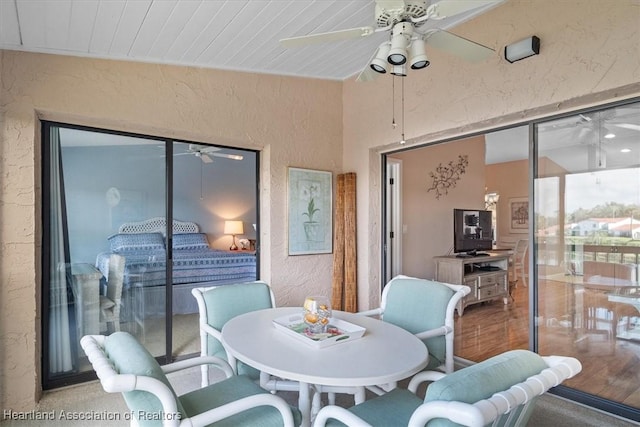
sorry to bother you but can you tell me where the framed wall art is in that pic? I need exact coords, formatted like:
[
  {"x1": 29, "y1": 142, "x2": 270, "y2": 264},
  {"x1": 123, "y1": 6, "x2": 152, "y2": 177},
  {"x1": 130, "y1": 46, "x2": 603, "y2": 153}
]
[
  {"x1": 509, "y1": 197, "x2": 529, "y2": 233},
  {"x1": 288, "y1": 167, "x2": 333, "y2": 255}
]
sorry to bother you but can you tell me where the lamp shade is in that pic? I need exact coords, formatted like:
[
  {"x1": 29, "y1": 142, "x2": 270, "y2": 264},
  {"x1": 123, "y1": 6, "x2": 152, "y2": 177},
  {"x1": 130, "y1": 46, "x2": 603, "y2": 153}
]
[{"x1": 224, "y1": 220, "x2": 244, "y2": 235}]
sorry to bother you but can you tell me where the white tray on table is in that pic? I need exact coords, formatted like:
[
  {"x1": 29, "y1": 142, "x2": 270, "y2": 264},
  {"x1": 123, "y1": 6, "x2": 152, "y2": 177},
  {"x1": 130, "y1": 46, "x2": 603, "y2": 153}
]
[{"x1": 272, "y1": 313, "x2": 366, "y2": 349}]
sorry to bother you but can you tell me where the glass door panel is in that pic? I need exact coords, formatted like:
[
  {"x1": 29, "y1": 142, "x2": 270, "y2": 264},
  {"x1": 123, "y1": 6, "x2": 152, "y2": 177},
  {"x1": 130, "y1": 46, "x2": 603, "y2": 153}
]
[
  {"x1": 44, "y1": 124, "x2": 167, "y2": 386},
  {"x1": 170, "y1": 142, "x2": 258, "y2": 359},
  {"x1": 535, "y1": 101, "x2": 640, "y2": 409}
]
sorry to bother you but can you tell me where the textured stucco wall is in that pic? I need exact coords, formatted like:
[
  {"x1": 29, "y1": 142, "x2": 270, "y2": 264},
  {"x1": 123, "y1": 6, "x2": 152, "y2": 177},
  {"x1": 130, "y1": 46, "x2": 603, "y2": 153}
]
[
  {"x1": 343, "y1": 0, "x2": 640, "y2": 311},
  {"x1": 0, "y1": 51, "x2": 342, "y2": 410}
]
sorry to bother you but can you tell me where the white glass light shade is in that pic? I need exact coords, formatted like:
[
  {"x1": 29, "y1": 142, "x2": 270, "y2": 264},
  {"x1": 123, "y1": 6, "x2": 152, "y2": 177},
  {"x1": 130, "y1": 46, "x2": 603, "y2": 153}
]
[
  {"x1": 388, "y1": 22, "x2": 412, "y2": 65},
  {"x1": 390, "y1": 64, "x2": 407, "y2": 76},
  {"x1": 409, "y1": 39, "x2": 429, "y2": 69},
  {"x1": 370, "y1": 43, "x2": 391, "y2": 74}
]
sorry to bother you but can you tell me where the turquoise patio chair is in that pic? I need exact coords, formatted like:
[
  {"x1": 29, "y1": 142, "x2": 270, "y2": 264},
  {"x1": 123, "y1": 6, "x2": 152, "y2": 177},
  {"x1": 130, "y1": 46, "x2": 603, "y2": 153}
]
[
  {"x1": 313, "y1": 349, "x2": 582, "y2": 427},
  {"x1": 81, "y1": 332, "x2": 301, "y2": 427}
]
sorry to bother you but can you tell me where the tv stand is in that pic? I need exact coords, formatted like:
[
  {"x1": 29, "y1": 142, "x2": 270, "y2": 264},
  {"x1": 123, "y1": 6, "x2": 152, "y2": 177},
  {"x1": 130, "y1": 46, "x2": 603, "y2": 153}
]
[{"x1": 434, "y1": 252, "x2": 510, "y2": 315}]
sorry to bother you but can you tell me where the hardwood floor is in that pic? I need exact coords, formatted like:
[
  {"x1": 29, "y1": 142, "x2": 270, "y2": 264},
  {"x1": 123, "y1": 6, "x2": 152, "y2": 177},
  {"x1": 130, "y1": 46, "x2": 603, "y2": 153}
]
[{"x1": 454, "y1": 279, "x2": 640, "y2": 411}]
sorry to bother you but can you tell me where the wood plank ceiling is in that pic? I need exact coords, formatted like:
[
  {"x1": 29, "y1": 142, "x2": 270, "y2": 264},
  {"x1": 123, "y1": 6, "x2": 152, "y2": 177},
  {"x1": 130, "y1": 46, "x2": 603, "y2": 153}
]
[{"x1": 0, "y1": 0, "x2": 501, "y2": 81}]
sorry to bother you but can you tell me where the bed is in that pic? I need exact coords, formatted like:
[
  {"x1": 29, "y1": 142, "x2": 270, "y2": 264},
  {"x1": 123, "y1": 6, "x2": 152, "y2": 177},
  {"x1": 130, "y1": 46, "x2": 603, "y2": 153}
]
[{"x1": 95, "y1": 217, "x2": 256, "y2": 317}]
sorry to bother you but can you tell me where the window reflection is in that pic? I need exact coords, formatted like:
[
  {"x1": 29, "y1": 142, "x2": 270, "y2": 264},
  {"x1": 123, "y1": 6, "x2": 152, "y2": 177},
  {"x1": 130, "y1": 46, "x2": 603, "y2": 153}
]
[{"x1": 535, "y1": 101, "x2": 640, "y2": 410}]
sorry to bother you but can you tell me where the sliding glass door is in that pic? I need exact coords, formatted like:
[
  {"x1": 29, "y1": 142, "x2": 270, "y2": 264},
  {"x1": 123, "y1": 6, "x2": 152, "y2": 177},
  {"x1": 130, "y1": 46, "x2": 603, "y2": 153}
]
[
  {"x1": 42, "y1": 123, "x2": 258, "y2": 388},
  {"x1": 535, "y1": 100, "x2": 640, "y2": 417},
  {"x1": 170, "y1": 142, "x2": 258, "y2": 358}
]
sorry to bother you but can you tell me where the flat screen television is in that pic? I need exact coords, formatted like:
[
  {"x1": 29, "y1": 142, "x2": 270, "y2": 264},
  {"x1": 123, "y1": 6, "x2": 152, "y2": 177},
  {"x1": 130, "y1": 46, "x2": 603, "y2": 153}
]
[{"x1": 453, "y1": 208, "x2": 493, "y2": 256}]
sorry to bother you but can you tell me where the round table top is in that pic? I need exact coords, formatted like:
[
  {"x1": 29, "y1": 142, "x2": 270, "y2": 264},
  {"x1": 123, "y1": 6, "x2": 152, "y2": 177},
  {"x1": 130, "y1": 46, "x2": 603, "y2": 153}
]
[{"x1": 221, "y1": 307, "x2": 429, "y2": 387}]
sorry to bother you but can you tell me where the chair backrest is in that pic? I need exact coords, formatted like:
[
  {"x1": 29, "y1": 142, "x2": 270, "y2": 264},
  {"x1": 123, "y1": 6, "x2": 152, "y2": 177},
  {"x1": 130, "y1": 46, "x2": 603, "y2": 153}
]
[
  {"x1": 380, "y1": 276, "x2": 467, "y2": 368},
  {"x1": 193, "y1": 281, "x2": 275, "y2": 358},
  {"x1": 514, "y1": 239, "x2": 528, "y2": 263},
  {"x1": 106, "y1": 254, "x2": 125, "y2": 308},
  {"x1": 81, "y1": 332, "x2": 185, "y2": 426},
  {"x1": 413, "y1": 349, "x2": 582, "y2": 427}
]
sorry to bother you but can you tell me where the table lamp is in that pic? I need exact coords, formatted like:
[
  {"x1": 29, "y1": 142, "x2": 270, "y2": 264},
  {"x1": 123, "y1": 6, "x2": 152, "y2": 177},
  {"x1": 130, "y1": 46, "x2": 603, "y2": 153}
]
[{"x1": 224, "y1": 220, "x2": 244, "y2": 251}]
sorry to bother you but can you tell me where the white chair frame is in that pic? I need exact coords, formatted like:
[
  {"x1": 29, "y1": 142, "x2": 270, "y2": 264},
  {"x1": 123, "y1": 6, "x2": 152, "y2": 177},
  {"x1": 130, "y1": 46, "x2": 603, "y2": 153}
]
[
  {"x1": 313, "y1": 355, "x2": 582, "y2": 427},
  {"x1": 81, "y1": 334, "x2": 296, "y2": 427}
]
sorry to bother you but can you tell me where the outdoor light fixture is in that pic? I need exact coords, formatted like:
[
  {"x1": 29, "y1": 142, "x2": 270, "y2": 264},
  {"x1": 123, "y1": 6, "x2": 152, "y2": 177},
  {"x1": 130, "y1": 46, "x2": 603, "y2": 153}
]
[
  {"x1": 224, "y1": 220, "x2": 244, "y2": 251},
  {"x1": 388, "y1": 22, "x2": 412, "y2": 65},
  {"x1": 370, "y1": 42, "x2": 391, "y2": 74},
  {"x1": 504, "y1": 35, "x2": 540, "y2": 63},
  {"x1": 409, "y1": 38, "x2": 429, "y2": 69}
]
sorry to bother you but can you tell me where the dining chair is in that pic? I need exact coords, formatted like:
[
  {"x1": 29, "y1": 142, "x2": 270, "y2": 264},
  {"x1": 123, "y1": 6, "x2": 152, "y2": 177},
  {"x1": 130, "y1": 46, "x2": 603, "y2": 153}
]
[
  {"x1": 99, "y1": 254, "x2": 125, "y2": 333},
  {"x1": 81, "y1": 332, "x2": 300, "y2": 427},
  {"x1": 312, "y1": 349, "x2": 582, "y2": 427},
  {"x1": 359, "y1": 275, "x2": 471, "y2": 379},
  {"x1": 192, "y1": 281, "x2": 278, "y2": 388},
  {"x1": 512, "y1": 239, "x2": 529, "y2": 287}
]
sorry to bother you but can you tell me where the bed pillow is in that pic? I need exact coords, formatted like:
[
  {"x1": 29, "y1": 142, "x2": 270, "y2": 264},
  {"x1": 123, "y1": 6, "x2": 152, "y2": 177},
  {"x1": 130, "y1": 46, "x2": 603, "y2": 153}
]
[
  {"x1": 108, "y1": 232, "x2": 165, "y2": 253},
  {"x1": 172, "y1": 233, "x2": 210, "y2": 250}
]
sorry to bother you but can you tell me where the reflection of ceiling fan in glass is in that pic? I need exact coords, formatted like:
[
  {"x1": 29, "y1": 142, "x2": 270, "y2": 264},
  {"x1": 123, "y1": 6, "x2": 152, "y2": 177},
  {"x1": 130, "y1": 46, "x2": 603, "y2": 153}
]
[{"x1": 175, "y1": 144, "x2": 243, "y2": 163}]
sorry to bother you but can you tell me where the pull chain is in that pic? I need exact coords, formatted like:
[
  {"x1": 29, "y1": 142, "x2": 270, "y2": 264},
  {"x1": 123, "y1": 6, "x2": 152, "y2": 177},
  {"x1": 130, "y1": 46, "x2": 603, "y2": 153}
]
[
  {"x1": 392, "y1": 77, "x2": 397, "y2": 129},
  {"x1": 401, "y1": 77, "x2": 405, "y2": 144}
]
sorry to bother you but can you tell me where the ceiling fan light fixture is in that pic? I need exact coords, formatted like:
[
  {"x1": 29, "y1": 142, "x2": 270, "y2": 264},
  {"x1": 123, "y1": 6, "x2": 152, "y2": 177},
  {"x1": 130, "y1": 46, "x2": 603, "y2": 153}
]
[
  {"x1": 388, "y1": 22, "x2": 412, "y2": 65},
  {"x1": 370, "y1": 42, "x2": 391, "y2": 73},
  {"x1": 391, "y1": 64, "x2": 407, "y2": 77},
  {"x1": 409, "y1": 38, "x2": 429, "y2": 69}
]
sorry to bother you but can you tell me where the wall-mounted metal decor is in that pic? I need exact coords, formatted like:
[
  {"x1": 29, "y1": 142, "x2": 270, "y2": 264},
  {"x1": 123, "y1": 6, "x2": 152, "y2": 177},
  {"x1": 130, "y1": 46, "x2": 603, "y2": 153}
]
[{"x1": 427, "y1": 155, "x2": 469, "y2": 199}]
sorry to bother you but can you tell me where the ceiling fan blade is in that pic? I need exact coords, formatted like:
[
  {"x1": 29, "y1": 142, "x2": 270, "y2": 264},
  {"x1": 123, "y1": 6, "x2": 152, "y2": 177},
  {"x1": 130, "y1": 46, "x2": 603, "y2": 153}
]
[
  {"x1": 612, "y1": 123, "x2": 640, "y2": 132},
  {"x1": 200, "y1": 146, "x2": 222, "y2": 154},
  {"x1": 356, "y1": 65, "x2": 378, "y2": 83},
  {"x1": 429, "y1": 0, "x2": 504, "y2": 18},
  {"x1": 280, "y1": 26, "x2": 375, "y2": 48},
  {"x1": 426, "y1": 30, "x2": 495, "y2": 62},
  {"x1": 212, "y1": 153, "x2": 244, "y2": 160},
  {"x1": 200, "y1": 154, "x2": 213, "y2": 164}
]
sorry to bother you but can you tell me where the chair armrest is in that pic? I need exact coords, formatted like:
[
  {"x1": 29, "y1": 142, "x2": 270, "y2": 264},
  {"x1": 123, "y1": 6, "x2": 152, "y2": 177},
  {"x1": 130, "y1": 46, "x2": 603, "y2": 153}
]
[
  {"x1": 161, "y1": 355, "x2": 234, "y2": 378},
  {"x1": 408, "y1": 401, "x2": 486, "y2": 427},
  {"x1": 189, "y1": 393, "x2": 297, "y2": 427},
  {"x1": 414, "y1": 325, "x2": 452, "y2": 341},
  {"x1": 407, "y1": 370, "x2": 446, "y2": 393},
  {"x1": 313, "y1": 405, "x2": 373, "y2": 427},
  {"x1": 201, "y1": 323, "x2": 223, "y2": 341},
  {"x1": 356, "y1": 308, "x2": 383, "y2": 317}
]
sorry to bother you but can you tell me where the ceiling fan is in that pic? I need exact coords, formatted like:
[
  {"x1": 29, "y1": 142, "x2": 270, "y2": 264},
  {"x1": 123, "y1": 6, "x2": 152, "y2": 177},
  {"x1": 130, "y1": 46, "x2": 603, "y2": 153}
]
[
  {"x1": 561, "y1": 109, "x2": 640, "y2": 146},
  {"x1": 280, "y1": 0, "x2": 505, "y2": 81},
  {"x1": 174, "y1": 144, "x2": 244, "y2": 164}
]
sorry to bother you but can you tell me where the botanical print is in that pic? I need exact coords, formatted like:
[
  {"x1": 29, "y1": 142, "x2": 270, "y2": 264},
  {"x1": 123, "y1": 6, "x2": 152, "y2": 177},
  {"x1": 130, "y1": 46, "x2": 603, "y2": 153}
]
[{"x1": 288, "y1": 168, "x2": 332, "y2": 255}]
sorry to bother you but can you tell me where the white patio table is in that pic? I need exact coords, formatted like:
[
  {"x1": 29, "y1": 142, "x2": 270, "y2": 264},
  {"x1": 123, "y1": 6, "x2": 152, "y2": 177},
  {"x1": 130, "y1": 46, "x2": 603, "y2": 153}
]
[{"x1": 221, "y1": 306, "x2": 429, "y2": 427}]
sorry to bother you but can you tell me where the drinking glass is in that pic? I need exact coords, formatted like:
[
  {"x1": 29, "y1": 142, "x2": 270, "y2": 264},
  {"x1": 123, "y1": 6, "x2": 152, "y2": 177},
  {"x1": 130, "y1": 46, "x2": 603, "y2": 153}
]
[{"x1": 302, "y1": 296, "x2": 332, "y2": 334}]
